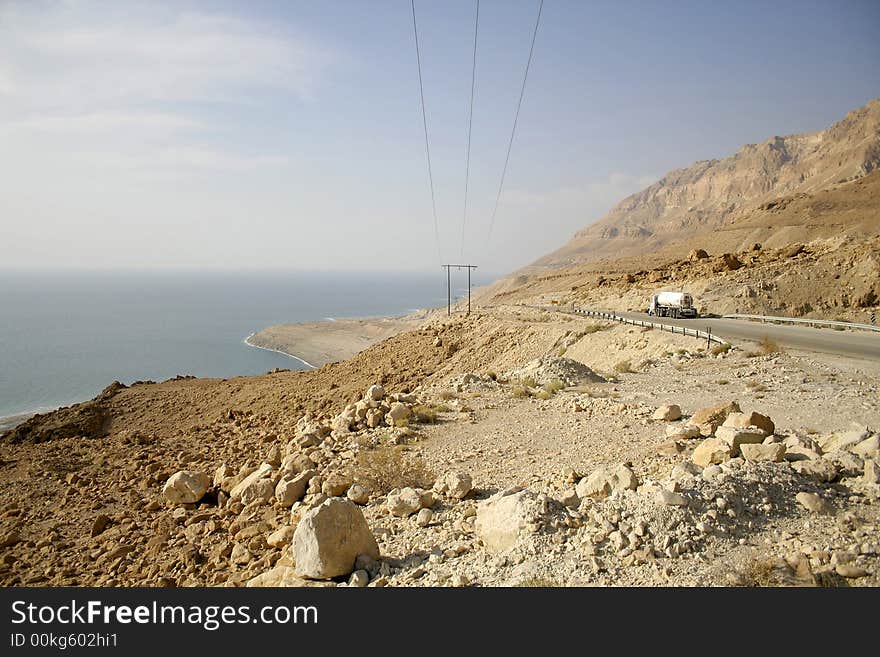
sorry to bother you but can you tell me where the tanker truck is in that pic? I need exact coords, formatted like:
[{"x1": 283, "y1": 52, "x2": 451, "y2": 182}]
[{"x1": 648, "y1": 291, "x2": 697, "y2": 319}]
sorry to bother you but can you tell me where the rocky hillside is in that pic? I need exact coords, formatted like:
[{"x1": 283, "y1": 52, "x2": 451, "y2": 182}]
[{"x1": 536, "y1": 98, "x2": 880, "y2": 268}]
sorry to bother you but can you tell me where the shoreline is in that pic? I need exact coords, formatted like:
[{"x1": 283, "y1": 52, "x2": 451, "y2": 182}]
[{"x1": 243, "y1": 333, "x2": 317, "y2": 369}]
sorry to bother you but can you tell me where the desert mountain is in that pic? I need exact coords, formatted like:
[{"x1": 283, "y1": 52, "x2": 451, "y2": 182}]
[{"x1": 535, "y1": 98, "x2": 880, "y2": 269}]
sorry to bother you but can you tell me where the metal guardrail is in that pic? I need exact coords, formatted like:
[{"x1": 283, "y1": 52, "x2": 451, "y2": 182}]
[
  {"x1": 721, "y1": 313, "x2": 880, "y2": 333},
  {"x1": 535, "y1": 305, "x2": 730, "y2": 346}
]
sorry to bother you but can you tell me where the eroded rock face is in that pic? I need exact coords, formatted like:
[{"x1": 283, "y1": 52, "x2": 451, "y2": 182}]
[
  {"x1": 292, "y1": 498, "x2": 379, "y2": 580},
  {"x1": 162, "y1": 471, "x2": 211, "y2": 505}
]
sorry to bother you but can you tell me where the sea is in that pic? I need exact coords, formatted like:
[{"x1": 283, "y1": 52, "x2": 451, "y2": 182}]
[{"x1": 0, "y1": 270, "x2": 494, "y2": 430}]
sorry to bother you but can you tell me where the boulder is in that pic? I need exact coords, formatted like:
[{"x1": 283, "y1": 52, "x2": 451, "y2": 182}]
[
  {"x1": 722, "y1": 411, "x2": 775, "y2": 436},
  {"x1": 826, "y1": 451, "x2": 864, "y2": 478},
  {"x1": 576, "y1": 464, "x2": 639, "y2": 499},
  {"x1": 276, "y1": 470, "x2": 316, "y2": 506},
  {"x1": 230, "y1": 463, "x2": 275, "y2": 500},
  {"x1": 346, "y1": 483, "x2": 371, "y2": 505},
  {"x1": 653, "y1": 405, "x2": 682, "y2": 421},
  {"x1": 691, "y1": 401, "x2": 741, "y2": 436},
  {"x1": 688, "y1": 248, "x2": 709, "y2": 261},
  {"x1": 240, "y1": 478, "x2": 275, "y2": 506},
  {"x1": 692, "y1": 437, "x2": 733, "y2": 467},
  {"x1": 656, "y1": 489, "x2": 688, "y2": 507},
  {"x1": 267, "y1": 526, "x2": 295, "y2": 548},
  {"x1": 819, "y1": 425, "x2": 871, "y2": 453},
  {"x1": 386, "y1": 402, "x2": 412, "y2": 426},
  {"x1": 415, "y1": 508, "x2": 433, "y2": 527},
  {"x1": 792, "y1": 458, "x2": 839, "y2": 483},
  {"x1": 433, "y1": 471, "x2": 473, "y2": 500},
  {"x1": 666, "y1": 424, "x2": 701, "y2": 439},
  {"x1": 852, "y1": 435, "x2": 880, "y2": 459},
  {"x1": 475, "y1": 489, "x2": 542, "y2": 553},
  {"x1": 740, "y1": 443, "x2": 786, "y2": 462},
  {"x1": 162, "y1": 470, "x2": 211, "y2": 505},
  {"x1": 292, "y1": 498, "x2": 379, "y2": 579},
  {"x1": 715, "y1": 426, "x2": 767, "y2": 455},
  {"x1": 322, "y1": 473, "x2": 352, "y2": 497},
  {"x1": 365, "y1": 384, "x2": 385, "y2": 402},
  {"x1": 365, "y1": 408, "x2": 385, "y2": 429},
  {"x1": 386, "y1": 487, "x2": 423, "y2": 517},
  {"x1": 795, "y1": 492, "x2": 829, "y2": 514}
]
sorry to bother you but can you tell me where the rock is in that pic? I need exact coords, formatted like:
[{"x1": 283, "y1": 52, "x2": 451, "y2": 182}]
[
  {"x1": 688, "y1": 248, "x2": 709, "y2": 261},
  {"x1": 835, "y1": 564, "x2": 868, "y2": 578},
  {"x1": 348, "y1": 570, "x2": 370, "y2": 587},
  {"x1": 266, "y1": 445, "x2": 282, "y2": 467},
  {"x1": 666, "y1": 424, "x2": 701, "y2": 439},
  {"x1": 740, "y1": 443, "x2": 786, "y2": 462},
  {"x1": 715, "y1": 426, "x2": 767, "y2": 455},
  {"x1": 346, "y1": 483, "x2": 371, "y2": 505},
  {"x1": 784, "y1": 445, "x2": 822, "y2": 462},
  {"x1": 714, "y1": 253, "x2": 743, "y2": 271},
  {"x1": 365, "y1": 384, "x2": 385, "y2": 402},
  {"x1": 657, "y1": 441, "x2": 684, "y2": 456},
  {"x1": 656, "y1": 490, "x2": 688, "y2": 507},
  {"x1": 575, "y1": 464, "x2": 639, "y2": 499},
  {"x1": 386, "y1": 402, "x2": 412, "y2": 426},
  {"x1": 239, "y1": 478, "x2": 275, "y2": 506},
  {"x1": 722, "y1": 411, "x2": 775, "y2": 436},
  {"x1": 331, "y1": 411, "x2": 354, "y2": 434},
  {"x1": 276, "y1": 470, "x2": 316, "y2": 507},
  {"x1": 792, "y1": 459, "x2": 839, "y2": 483},
  {"x1": 386, "y1": 487, "x2": 423, "y2": 517},
  {"x1": 475, "y1": 489, "x2": 542, "y2": 553},
  {"x1": 415, "y1": 508, "x2": 433, "y2": 527},
  {"x1": 559, "y1": 489, "x2": 580, "y2": 508},
  {"x1": 864, "y1": 460, "x2": 880, "y2": 485},
  {"x1": 91, "y1": 514, "x2": 111, "y2": 538},
  {"x1": 0, "y1": 530, "x2": 22, "y2": 548},
  {"x1": 691, "y1": 401, "x2": 741, "y2": 436},
  {"x1": 230, "y1": 463, "x2": 274, "y2": 500},
  {"x1": 796, "y1": 492, "x2": 829, "y2": 514},
  {"x1": 819, "y1": 425, "x2": 871, "y2": 453},
  {"x1": 322, "y1": 473, "x2": 352, "y2": 497},
  {"x1": 267, "y1": 526, "x2": 295, "y2": 548},
  {"x1": 692, "y1": 437, "x2": 733, "y2": 467},
  {"x1": 827, "y1": 451, "x2": 864, "y2": 477},
  {"x1": 433, "y1": 471, "x2": 473, "y2": 500},
  {"x1": 781, "y1": 243, "x2": 804, "y2": 258},
  {"x1": 162, "y1": 470, "x2": 211, "y2": 505},
  {"x1": 231, "y1": 542, "x2": 251, "y2": 565},
  {"x1": 365, "y1": 409, "x2": 385, "y2": 429},
  {"x1": 653, "y1": 404, "x2": 682, "y2": 421},
  {"x1": 246, "y1": 565, "x2": 334, "y2": 588},
  {"x1": 292, "y1": 498, "x2": 379, "y2": 580},
  {"x1": 852, "y1": 435, "x2": 880, "y2": 459}
]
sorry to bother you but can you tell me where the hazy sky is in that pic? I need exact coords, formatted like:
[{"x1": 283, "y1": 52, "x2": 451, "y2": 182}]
[{"x1": 1, "y1": 0, "x2": 878, "y2": 274}]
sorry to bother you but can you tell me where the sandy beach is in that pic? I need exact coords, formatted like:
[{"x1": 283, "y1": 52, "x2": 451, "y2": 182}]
[{"x1": 246, "y1": 312, "x2": 431, "y2": 367}]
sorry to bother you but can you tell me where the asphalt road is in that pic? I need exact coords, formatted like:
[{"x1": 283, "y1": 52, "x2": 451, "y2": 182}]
[{"x1": 611, "y1": 311, "x2": 880, "y2": 361}]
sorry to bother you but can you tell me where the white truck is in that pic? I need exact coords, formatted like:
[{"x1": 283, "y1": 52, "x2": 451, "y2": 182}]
[{"x1": 648, "y1": 291, "x2": 697, "y2": 319}]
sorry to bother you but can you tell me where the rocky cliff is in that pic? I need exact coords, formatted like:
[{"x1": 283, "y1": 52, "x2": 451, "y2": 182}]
[{"x1": 536, "y1": 98, "x2": 880, "y2": 268}]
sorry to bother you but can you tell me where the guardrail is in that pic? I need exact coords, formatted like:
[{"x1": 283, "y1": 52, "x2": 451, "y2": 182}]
[
  {"x1": 721, "y1": 313, "x2": 880, "y2": 333},
  {"x1": 534, "y1": 305, "x2": 730, "y2": 346}
]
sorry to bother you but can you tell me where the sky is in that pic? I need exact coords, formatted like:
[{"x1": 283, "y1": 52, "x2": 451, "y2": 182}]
[{"x1": 1, "y1": 0, "x2": 878, "y2": 275}]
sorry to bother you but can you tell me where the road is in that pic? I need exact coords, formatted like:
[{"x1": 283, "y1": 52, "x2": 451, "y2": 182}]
[{"x1": 609, "y1": 311, "x2": 880, "y2": 361}]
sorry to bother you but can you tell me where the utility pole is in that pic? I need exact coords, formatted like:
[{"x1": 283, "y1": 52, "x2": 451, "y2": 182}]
[{"x1": 441, "y1": 264, "x2": 478, "y2": 316}]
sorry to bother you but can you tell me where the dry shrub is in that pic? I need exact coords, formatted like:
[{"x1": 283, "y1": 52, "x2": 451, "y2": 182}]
[
  {"x1": 515, "y1": 576, "x2": 563, "y2": 587},
  {"x1": 534, "y1": 389, "x2": 552, "y2": 400},
  {"x1": 613, "y1": 359, "x2": 634, "y2": 373},
  {"x1": 542, "y1": 378, "x2": 566, "y2": 395},
  {"x1": 438, "y1": 389, "x2": 457, "y2": 401},
  {"x1": 519, "y1": 376, "x2": 538, "y2": 389},
  {"x1": 580, "y1": 324, "x2": 609, "y2": 335},
  {"x1": 411, "y1": 404, "x2": 439, "y2": 424},
  {"x1": 756, "y1": 335, "x2": 784, "y2": 355},
  {"x1": 511, "y1": 385, "x2": 530, "y2": 399},
  {"x1": 746, "y1": 380, "x2": 768, "y2": 392},
  {"x1": 349, "y1": 446, "x2": 434, "y2": 494},
  {"x1": 710, "y1": 343, "x2": 731, "y2": 356}
]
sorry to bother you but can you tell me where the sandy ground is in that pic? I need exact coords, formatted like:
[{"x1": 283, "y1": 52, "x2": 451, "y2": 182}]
[{"x1": 248, "y1": 312, "x2": 432, "y2": 367}]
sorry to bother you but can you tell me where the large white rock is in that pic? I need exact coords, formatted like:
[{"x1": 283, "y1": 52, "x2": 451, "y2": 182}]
[
  {"x1": 722, "y1": 411, "x2": 775, "y2": 436},
  {"x1": 162, "y1": 470, "x2": 211, "y2": 505},
  {"x1": 433, "y1": 471, "x2": 473, "y2": 499},
  {"x1": 365, "y1": 384, "x2": 385, "y2": 402},
  {"x1": 240, "y1": 478, "x2": 275, "y2": 506},
  {"x1": 575, "y1": 464, "x2": 638, "y2": 499},
  {"x1": 715, "y1": 426, "x2": 767, "y2": 455},
  {"x1": 653, "y1": 405, "x2": 682, "y2": 421},
  {"x1": 276, "y1": 470, "x2": 316, "y2": 506},
  {"x1": 692, "y1": 438, "x2": 733, "y2": 467},
  {"x1": 386, "y1": 487, "x2": 423, "y2": 517},
  {"x1": 819, "y1": 425, "x2": 871, "y2": 453},
  {"x1": 293, "y1": 498, "x2": 379, "y2": 580},
  {"x1": 386, "y1": 402, "x2": 412, "y2": 426},
  {"x1": 230, "y1": 463, "x2": 275, "y2": 500},
  {"x1": 475, "y1": 489, "x2": 542, "y2": 553},
  {"x1": 740, "y1": 443, "x2": 786, "y2": 462}
]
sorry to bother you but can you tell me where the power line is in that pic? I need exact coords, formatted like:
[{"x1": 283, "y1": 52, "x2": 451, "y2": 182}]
[
  {"x1": 459, "y1": 0, "x2": 479, "y2": 261},
  {"x1": 486, "y1": 0, "x2": 544, "y2": 246},
  {"x1": 411, "y1": 0, "x2": 442, "y2": 263}
]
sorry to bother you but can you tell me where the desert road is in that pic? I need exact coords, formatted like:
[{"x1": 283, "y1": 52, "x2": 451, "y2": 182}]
[{"x1": 611, "y1": 311, "x2": 880, "y2": 361}]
